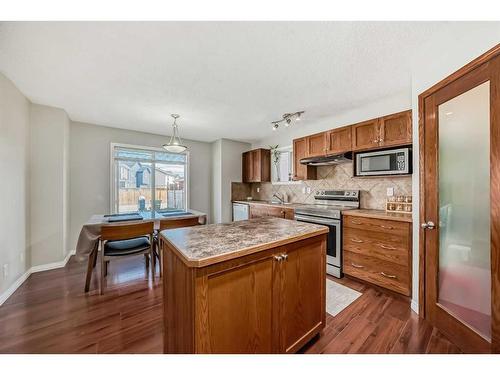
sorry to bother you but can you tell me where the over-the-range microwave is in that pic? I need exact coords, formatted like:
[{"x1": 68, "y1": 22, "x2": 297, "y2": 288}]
[{"x1": 355, "y1": 147, "x2": 412, "y2": 176}]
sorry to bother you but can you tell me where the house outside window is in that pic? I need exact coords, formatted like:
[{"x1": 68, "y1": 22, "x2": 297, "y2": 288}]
[{"x1": 111, "y1": 144, "x2": 189, "y2": 213}]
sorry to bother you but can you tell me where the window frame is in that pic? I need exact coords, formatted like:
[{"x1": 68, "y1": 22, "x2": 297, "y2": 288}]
[{"x1": 109, "y1": 142, "x2": 190, "y2": 214}]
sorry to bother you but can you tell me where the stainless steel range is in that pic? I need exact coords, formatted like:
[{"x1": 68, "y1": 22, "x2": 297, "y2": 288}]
[{"x1": 294, "y1": 189, "x2": 360, "y2": 278}]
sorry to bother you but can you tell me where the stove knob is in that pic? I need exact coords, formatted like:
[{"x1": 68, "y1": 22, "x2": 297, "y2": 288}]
[
  {"x1": 321, "y1": 191, "x2": 325, "y2": 195},
  {"x1": 346, "y1": 192, "x2": 351, "y2": 196},
  {"x1": 315, "y1": 191, "x2": 320, "y2": 195}
]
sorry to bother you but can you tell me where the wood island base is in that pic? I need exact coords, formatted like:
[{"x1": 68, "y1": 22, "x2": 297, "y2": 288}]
[{"x1": 160, "y1": 234, "x2": 327, "y2": 354}]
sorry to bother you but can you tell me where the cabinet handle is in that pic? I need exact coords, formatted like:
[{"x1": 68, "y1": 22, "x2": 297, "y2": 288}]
[
  {"x1": 380, "y1": 225, "x2": 394, "y2": 230},
  {"x1": 351, "y1": 263, "x2": 364, "y2": 269},
  {"x1": 372, "y1": 139, "x2": 378, "y2": 143},
  {"x1": 350, "y1": 238, "x2": 364, "y2": 243},
  {"x1": 281, "y1": 253, "x2": 288, "y2": 260},
  {"x1": 380, "y1": 271, "x2": 397, "y2": 279},
  {"x1": 378, "y1": 243, "x2": 397, "y2": 250},
  {"x1": 351, "y1": 219, "x2": 362, "y2": 225},
  {"x1": 274, "y1": 255, "x2": 283, "y2": 262}
]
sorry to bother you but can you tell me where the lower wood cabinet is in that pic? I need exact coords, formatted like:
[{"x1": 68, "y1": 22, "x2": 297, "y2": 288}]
[
  {"x1": 249, "y1": 204, "x2": 294, "y2": 220},
  {"x1": 342, "y1": 214, "x2": 412, "y2": 296},
  {"x1": 163, "y1": 235, "x2": 327, "y2": 353}
]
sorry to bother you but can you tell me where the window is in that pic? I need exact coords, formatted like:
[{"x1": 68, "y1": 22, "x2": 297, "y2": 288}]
[
  {"x1": 111, "y1": 144, "x2": 188, "y2": 213},
  {"x1": 271, "y1": 146, "x2": 294, "y2": 183}
]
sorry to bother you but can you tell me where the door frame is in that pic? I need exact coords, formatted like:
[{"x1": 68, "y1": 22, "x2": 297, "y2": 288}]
[{"x1": 418, "y1": 43, "x2": 500, "y2": 352}]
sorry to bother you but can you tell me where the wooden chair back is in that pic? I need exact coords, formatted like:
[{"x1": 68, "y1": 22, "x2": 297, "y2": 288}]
[
  {"x1": 159, "y1": 216, "x2": 201, "y2": 231},
  {"x1": 101, "y1": 221, "x2": 154, "y2": 241}
]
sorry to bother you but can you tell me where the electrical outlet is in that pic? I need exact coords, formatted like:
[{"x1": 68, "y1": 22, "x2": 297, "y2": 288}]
[
  {"x1": 302, "y1": 186, "x2": 306, "y2": 194},
  {"x1": 3, "y1": 264, "x2": 8, "y2": 280},
  {"x1": 306, "y1": 187, "x2": 312, "y2": 194},
  {"x1": 256, "y1": 187, "x2": 260, "y2": 193},
  {"x1": 387, "y1": 187, "x2": 394, "y2": 197}
]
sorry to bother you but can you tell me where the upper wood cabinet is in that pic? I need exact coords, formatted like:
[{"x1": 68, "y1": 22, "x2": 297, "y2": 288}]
[
  {"x1": 352, "y1": 110, "x2": 412, "y2": 151},
  {"x1": 306, "y1": 132, "x2": 328, "y2": 157},
  {"x1": 242, "y1": 148, "x2": 270, "y2": 183},
  {"x1": 351, "y1": 118, "x2": 381, "y2": 151},
  {"x1": 379, "y1": 110, "x2": 412, "y2": 148},
  {"x1": 326, "y1": 126, "x2": 352, "y2": 155},
  {"x1": 293, "y1": 137, "x2": 317, "y2": 181}
]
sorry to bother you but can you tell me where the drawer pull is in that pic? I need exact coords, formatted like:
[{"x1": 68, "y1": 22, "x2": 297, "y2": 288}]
[
  {"x1": 351, "y1": 263, "x2": 364, "y2": 269},
  {"x1": 380, "y1": 271, "x2": 397, "y2": 279},
  {"x1": 378, "y1": 243, "x2": 396, "y2": 250},
  {"x1": 380, "y1": 225, "x2": 394, "y2": 230},
  {"x1": 351, "y1": 219, "x2": 362, "y2": 225},
  {"x1": 350, "y1": 238, "x2": 364, "y2": 243}
]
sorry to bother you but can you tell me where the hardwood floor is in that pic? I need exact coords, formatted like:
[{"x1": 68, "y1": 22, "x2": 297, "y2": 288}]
[{"x1": 0, "y1": 255, "x2": 461, "y2": 354}]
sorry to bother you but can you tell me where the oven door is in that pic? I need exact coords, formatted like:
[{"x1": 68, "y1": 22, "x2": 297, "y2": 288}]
[{"x1": 294, "y1": 214, "x2": 341, "y2": 275}]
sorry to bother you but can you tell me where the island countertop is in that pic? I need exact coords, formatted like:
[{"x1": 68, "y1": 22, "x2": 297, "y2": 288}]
[{"x1": 159, "y1": 217, "x2": 328, "y2": 268}]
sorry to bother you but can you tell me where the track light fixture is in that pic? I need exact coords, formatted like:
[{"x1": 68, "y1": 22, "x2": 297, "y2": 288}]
[{"x1": 271, "y1": 111, "x2": 304, "y2": 130}]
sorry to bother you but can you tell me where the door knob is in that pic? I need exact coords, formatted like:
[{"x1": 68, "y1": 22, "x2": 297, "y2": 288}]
[
  {"x1": 274, "y1": 255, "x2": 283, "y2": 262},
  {"x1": 421, "y1": 221, "x2": 436, "y2": 230}
]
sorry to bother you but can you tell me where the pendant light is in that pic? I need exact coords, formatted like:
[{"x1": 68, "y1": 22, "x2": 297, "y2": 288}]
[{"x1": 163, "y1": 114, "x2": 187, "y2": 153}]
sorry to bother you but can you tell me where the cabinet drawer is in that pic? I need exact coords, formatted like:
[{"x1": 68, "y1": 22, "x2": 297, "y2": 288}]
[
  {"x1": 343, "y1": 215, "x2": 409, "y2": 236},
  {"x1": 343, "y1": 228, "x2": 409, "y2": 266},
  {"x1": 343, "y1": 251, "x2": 410, "y2": 296}
]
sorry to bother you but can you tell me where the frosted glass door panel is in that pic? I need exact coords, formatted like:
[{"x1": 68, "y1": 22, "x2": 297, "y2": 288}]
[{"x1": 438, "y1": 81, "x2": 491, "y2": 340}]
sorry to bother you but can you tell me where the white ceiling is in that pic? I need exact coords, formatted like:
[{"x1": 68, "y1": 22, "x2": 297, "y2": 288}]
[{"x1": 0, "y1": 22, "x2": 450, "y2": 143}]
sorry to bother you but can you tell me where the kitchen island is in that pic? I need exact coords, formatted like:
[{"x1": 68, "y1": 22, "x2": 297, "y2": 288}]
[{"x1": 159, "y1": 217, "x2": 328, "y2": 353}]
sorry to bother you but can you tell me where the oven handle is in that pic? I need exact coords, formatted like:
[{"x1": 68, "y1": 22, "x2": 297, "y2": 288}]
[{"x1": 294, "y1": 214, "x2": 340, "y2": 226}]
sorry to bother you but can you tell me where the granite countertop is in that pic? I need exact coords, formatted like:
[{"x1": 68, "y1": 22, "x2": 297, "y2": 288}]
[
  {"x1": 342, "y1": 209, "x2": 412, "y2": 223},
  {"x1": 160, "y1": 217, "x2": 328, "y2": 267},
  {"x1": 232, "y1": 200, "x2": 305, "y2": 209}
]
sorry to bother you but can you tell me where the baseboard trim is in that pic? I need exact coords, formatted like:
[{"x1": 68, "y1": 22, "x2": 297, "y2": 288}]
[
  {"x1": 0, "y1": 250, "x2": 76, "y2": 306},
  {"x1": 411, "y1": 299, "x2": 419, "y2": 314},
  {"x1": 0, "y1": 269, "x2": 32, "y2": 306},
  {"x1": 30, "y1": 250, "x2": 75, "y2": 273}
]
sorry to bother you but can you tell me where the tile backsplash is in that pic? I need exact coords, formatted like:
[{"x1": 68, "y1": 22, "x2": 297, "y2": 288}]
[{"x1": 232, "y1": 163, "x2": 412, "y2": 210}]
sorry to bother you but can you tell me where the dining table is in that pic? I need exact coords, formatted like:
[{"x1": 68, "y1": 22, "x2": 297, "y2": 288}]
[{"x1": 76, "y1": 208, "x2": 207, "y2": 292}]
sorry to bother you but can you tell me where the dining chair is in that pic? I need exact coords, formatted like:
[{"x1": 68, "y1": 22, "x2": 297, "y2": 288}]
[
  {"x1": 99, "y1": 221, "x2": 155, "y2": 295},
  {"x1": 154, "y1": 216, "x2": 201, "y2": 277}
]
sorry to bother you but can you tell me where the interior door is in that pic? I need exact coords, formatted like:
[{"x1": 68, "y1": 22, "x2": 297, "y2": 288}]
[{"x1": 420, "y1": 50, "x2": 500, "y2": 353}]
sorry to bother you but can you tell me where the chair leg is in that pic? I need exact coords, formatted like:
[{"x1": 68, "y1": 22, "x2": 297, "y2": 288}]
[
  {"x1": 104, "y1": 261, "x2": 109, "y2": 276},
  {"x1": 100, "y1": 244, "x2": 105, "y2": 295},
  {"x1": 145, "y1": 253, "x2": 150, "y2": 268},
  {"x1": 84, "y1": 248, "x2": 97, "y2": 293}
]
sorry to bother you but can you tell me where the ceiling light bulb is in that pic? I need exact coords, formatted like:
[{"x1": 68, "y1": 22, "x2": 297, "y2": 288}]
[
  {"x1": 285, "y1": 118, "x2": 291, "y2": 126},
  {"x1": 296, "y1": 113, "x2": 301, "y2": 121},
  {"x1": 272, "y1": 124, "x2": 278, "y2": 131}
]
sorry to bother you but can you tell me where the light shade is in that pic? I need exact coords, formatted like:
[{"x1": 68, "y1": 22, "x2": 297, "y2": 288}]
[
  {"x1": 162, "y1": 114, "x2": 187, "y2": 153},
  {"x1": 163, "y1": 144, "x2": 187, "y2": 153}
]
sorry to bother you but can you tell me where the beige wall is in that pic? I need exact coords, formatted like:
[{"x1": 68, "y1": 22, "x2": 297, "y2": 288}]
[
  {"x1": 0, "y1": 72, "x2": 31, "y2": 299},
  {"x1": 29, "y1": 104, "x2": 71, "y2": 267},
  {"x1": 69, "y1": 121, "x2": 212, "y2": 250},
  {"x1": 211, "y1": 139, "x2": 251, "y2": 223}
]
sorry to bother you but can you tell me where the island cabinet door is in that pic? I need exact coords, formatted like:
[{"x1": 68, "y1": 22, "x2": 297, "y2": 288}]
[
  {"x1": 278, "y1": 235, "x2": 327, "y2": 353},
  {"x1": 194, "y1": 251, "x2": 281, "y2": 354}
]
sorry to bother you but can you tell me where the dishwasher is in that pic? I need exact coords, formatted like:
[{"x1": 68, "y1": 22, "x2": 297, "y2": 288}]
[{"x1": 232, "y1": 203, "x2": 249, "y2": 221}]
